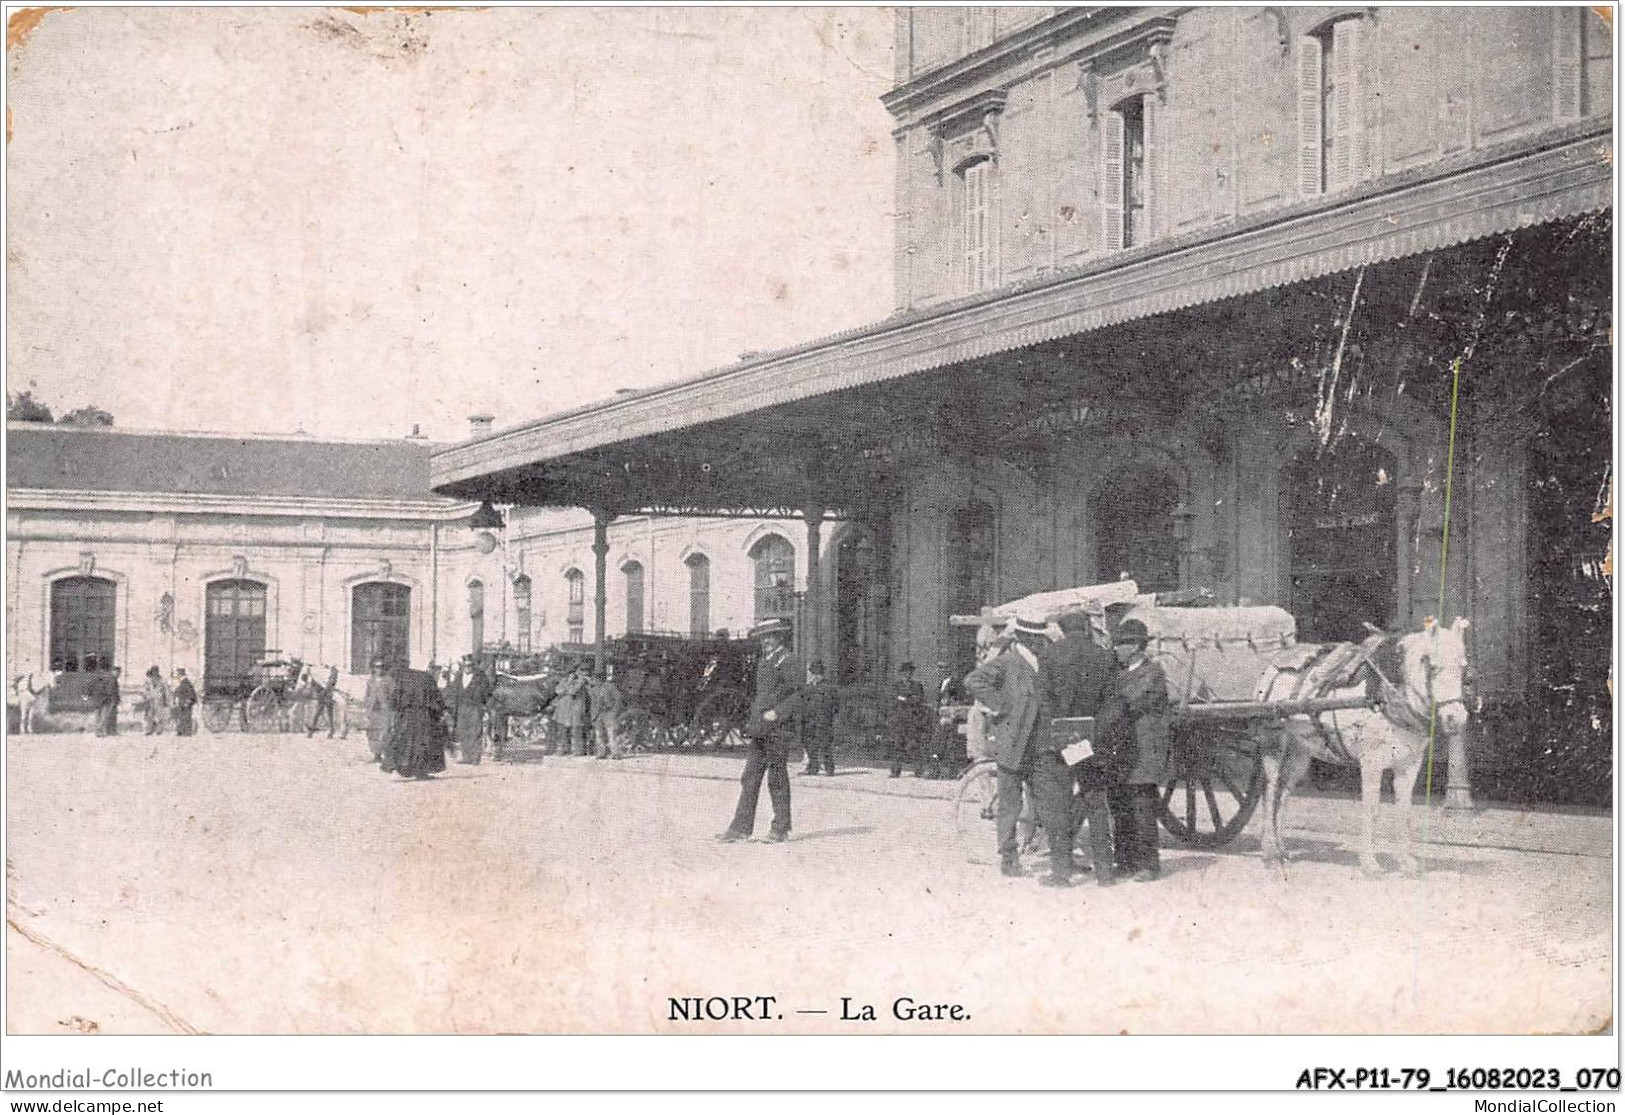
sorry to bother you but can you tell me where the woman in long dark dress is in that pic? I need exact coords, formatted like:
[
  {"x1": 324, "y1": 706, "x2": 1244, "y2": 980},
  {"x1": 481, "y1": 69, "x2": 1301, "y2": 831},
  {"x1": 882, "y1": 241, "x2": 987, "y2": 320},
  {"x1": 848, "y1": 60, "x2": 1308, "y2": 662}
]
[{"x1": 383, "y1": 667, "x2": 448, "y2": 780}]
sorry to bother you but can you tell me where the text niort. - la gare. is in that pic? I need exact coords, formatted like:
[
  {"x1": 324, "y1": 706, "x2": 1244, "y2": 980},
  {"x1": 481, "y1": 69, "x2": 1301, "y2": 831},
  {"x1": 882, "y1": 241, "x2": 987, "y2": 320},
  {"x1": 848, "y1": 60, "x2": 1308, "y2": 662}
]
[{"x1": 668, "y1": 996, "x2": 970, "y2": 1023}]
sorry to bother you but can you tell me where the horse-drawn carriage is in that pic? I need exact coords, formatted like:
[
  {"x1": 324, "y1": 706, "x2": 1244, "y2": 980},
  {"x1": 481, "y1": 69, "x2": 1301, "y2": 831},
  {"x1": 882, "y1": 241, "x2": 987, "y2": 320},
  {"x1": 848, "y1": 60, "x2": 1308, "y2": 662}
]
[
  {"x1": 485, "y1": 632, "x2": 756, "y2": 756},
  {"x1": 953, "y1": 580, "x2": 1474, "y2": 875},
  {"x1": 203, "y1": 652, "x2": 349, "y2": 734}
]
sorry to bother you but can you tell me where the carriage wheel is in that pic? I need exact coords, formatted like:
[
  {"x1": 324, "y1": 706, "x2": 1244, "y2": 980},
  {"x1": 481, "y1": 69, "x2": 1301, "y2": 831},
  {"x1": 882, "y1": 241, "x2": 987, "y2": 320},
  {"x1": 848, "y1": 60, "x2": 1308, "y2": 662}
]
[
  {"x1": 203, "y1": 700, "x2": 239, "y2": 734},
  {"x1": 1157, "y1": 722, "x2": 1265, "y2": 848},
  {"x1": 245, "y1": 685, "x2": 282, "y2": 733},
  {"x1": 690, "y1": 688, "x2": 750, "y2": 749}
]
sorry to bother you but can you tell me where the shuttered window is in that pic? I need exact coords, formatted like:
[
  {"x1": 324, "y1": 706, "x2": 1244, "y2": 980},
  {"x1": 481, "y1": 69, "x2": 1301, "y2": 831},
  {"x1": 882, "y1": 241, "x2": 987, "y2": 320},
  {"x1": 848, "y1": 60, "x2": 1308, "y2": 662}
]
[
  {"x1": 962, "y1": 159, "x2": 994, "y2": 292},
  {"x1": 1555, "y1": 7, "x2": 1613, "y2": 121},
  {"x1": 1299, "y1": 18, "x2": 1365, "y2": 196},
  {"x1": 1104, "y1": 96, "x2": 1154, "y2": 250}
]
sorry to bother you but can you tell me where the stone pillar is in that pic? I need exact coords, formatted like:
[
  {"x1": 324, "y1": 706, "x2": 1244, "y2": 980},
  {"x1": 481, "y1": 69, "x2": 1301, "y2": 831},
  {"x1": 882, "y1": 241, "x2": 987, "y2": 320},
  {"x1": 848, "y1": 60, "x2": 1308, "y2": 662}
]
[
  {"x1": 803, "y1": 503, "x2": 825, "y2": 662},
  {"x1": 591, "y1": 508, "x2": 613, "y2": 675}
]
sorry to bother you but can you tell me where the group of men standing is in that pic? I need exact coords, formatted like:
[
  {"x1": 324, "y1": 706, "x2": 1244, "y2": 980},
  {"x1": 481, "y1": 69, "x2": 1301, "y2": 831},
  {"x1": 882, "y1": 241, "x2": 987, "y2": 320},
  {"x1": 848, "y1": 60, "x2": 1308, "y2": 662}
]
[
  {"x1": 965, "y1": 611, "x2": 1170, "y2": 888},
  {"x1": 82, "y1": 665, "x2": 199, "y2": 737}
]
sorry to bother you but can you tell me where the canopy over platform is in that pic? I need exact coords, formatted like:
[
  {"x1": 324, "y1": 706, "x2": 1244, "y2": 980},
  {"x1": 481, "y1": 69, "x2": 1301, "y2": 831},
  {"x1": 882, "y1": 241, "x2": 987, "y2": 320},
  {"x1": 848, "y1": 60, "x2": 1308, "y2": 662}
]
[{"x1": 430, "y1": 124, "x2": 1610, "y2": 515}]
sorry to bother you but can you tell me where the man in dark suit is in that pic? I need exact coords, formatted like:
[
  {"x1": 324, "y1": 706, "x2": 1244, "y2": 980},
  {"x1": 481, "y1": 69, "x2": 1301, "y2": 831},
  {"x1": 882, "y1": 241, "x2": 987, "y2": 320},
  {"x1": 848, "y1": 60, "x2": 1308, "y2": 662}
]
[
  {"x1": 1039, "y1": 610, "x2": 1120, "y2": 885},
  {"x1": 887, "y1": 661, "x2": 929, "y2": 778},
  {"x1": 1100, "y1": 618, "x2": 1173, "y2": 882},
  {"x1": 966, "y1": 619, "x2": 1075, "y2": 886},
  {"x1": 718, "y1": 618, "x2": 801, "y2": 843},
  {"x1": 798, "y1": 659, "x2": 839, "y2": 776}
]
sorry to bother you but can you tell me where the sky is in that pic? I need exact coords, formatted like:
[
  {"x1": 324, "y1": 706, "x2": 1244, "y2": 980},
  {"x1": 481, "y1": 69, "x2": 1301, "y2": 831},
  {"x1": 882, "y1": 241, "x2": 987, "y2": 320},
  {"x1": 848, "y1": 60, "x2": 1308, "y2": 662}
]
[{"x1": 5, "y1": 6, "x2": 898, "y2": 442}]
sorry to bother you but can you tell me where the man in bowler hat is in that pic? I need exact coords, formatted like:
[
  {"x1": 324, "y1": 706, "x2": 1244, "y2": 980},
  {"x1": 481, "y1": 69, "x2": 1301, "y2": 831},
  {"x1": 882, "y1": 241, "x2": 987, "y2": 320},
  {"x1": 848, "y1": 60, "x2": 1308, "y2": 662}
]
[{"x1": 717, "y1": 618, "x2": 801, "y2": 843}]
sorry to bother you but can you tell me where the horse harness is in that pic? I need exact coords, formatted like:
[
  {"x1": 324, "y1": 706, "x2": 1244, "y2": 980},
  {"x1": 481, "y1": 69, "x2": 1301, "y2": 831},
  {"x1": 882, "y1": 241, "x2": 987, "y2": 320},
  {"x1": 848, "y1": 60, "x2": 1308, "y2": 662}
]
[{"x1": 1285, "y1": 635, "x2": 1449, "y2": 764}]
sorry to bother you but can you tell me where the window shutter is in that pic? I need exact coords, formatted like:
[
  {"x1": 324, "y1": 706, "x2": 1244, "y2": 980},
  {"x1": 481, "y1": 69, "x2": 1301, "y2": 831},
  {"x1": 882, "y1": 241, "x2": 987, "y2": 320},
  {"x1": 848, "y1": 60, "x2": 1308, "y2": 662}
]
[
  {"x1": 1103, "y1": 110, "x2": 1125, "y2": 250},
  {"x1": 1142, "y1": 96, "x2": 1161, "y2": 242},
  {"x1": 1554, "y1": 7, "x2": 1583, "y2": 121},
  {"x1": 1297, "y1": 35, "x2": 1323, "y2": 196},
  {"x1": 1329, "y1": 18, "x2": 1364, "y2": 191}
]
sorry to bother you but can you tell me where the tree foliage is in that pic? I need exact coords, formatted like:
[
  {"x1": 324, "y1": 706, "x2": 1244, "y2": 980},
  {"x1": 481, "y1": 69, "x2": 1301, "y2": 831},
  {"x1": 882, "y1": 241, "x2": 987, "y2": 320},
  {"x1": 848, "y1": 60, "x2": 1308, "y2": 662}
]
[
  {"x1": 5, "y1": 392, "x2": 116, "y2": 427},
  {"x1": 58, "y1": 405, "x2": 116, "y2": 428},
  {"x1": 6, "y1": 390, "x2": 54, "y2": 422}
]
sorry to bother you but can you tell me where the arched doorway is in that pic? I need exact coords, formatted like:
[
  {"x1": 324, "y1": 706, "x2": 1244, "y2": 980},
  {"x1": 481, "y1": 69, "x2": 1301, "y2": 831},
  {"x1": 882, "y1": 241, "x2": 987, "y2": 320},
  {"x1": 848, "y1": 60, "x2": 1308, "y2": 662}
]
[
  {"x1": 832, "y1": 527, "x2": 887, "y2": 684},
  {"x1": 205, "y1": 580, "x2": 267, "y2": 698},
  {"x1": 1093, "y1": 466, "x2": 1181, "y2": 593},
  {"x1": 50, "y1": 575, "x2": 117, "y2": 673},
  {"x1": 1283, "y1": 441, "x2": 1399, "y2": 643},
  {"x1": 946, "y1": 500, "x2": 996, "y2": 679}
]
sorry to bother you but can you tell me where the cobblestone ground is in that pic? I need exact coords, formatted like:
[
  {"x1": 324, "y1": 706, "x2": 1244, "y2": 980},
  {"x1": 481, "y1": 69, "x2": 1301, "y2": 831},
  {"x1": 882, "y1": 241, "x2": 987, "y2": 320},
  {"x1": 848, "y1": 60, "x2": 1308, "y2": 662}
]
[{"x1": 5, "y1": 732, "x2": 1612, "y2": 1035}]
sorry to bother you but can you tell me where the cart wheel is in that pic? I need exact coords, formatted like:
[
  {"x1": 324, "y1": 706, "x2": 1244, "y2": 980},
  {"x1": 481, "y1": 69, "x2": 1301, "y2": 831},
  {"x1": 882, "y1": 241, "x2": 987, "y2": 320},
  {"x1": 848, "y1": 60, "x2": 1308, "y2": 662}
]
[
  {"x1": 1157, "y1": 722, "x2": 1265, "y2": 848},
  {"x1": 615, "y1": 707, "x2": 661, "y2": 754},
  {"x1": 245, "y1": 685, "x2": 282, "y2": 733},
  {"x1": 203, "y1": 700, "x2": 238, "y2": 734},
  {"x1": 690, "y1": 688, "x2": 750, "y2": 749}
]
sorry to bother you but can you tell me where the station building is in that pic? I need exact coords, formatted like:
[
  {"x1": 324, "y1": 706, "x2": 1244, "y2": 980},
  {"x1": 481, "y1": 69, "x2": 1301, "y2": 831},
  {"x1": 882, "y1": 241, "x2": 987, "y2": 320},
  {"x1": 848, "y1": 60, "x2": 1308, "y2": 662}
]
[
  {"x1": 432, "y1": 7, "x2": 1614, "y2": 798},
  {"x1": 5, "y1": 422, "x2": 813, "y2": 712}
]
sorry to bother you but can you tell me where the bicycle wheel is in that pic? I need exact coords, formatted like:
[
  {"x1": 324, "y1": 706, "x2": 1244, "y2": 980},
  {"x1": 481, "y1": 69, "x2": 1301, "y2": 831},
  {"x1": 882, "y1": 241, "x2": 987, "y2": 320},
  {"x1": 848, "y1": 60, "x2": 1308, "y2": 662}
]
[{"x1": 953, "y1": 761, "x2": 1001, "y2": 865}]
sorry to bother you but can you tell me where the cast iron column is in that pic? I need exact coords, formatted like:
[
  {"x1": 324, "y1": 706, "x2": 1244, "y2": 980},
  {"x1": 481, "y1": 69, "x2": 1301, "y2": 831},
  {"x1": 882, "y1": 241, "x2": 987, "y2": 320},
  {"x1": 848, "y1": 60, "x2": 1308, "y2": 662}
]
[
  {"x1": 803, "y1": 503, "x2": 825, "y2": 661},
  {"x1": 591, "y1": 507, "x2": 614, "y2": 675}
]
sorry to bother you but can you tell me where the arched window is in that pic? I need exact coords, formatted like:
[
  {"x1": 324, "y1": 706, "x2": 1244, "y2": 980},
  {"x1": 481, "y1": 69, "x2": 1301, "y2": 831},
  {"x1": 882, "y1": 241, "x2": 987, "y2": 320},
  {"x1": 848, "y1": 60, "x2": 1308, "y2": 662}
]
[
  {"x1": 564, "y1": 569, "x2": 585, "y2": 644},
  {"x1": 50, "y1": 576, "x2": 116, "y2": 672},
  {"x1": 352, "y1": 582, "x2": 410, "y2": 673},
  {"x1": 468, "y1": 579, "x2": 485, "y2": 655},
  {"x1": 1095, "y1": 468, "x2": 1181, "y2": 595},
  {"x1": 685, "y1": 554, "x2": 711, "y2": 637},
  {"x1": 205, "y1": 580, "x2": 266, "y2": 697},
  {"x1": 622, "y1": 560, "x2": 645, "y2": 635},
  {"x1": 946, "y1": 501, "x2": 996, "y2": 677},
  {"x1": 513, "y1": 575, "x2": 533, "y2": 653},
  {"x1": 749, "y1": 535, "x2": 796, "y2": 623}
]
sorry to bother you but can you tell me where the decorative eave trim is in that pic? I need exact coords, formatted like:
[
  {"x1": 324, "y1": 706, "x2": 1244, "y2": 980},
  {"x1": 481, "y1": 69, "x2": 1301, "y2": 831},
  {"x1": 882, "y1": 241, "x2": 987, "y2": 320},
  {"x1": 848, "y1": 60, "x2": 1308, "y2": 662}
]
[
  {"x1": 7, "y1": 487, "x2": 473, "y2": 522},
  {"x1": 432, "y1": 124, "x2": 1612, "y2": 498}
]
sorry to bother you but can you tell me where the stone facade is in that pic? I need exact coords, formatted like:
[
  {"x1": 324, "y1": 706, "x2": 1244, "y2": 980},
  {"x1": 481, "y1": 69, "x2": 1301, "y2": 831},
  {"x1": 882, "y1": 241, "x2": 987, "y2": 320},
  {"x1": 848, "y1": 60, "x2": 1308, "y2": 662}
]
[
  {"x1": 5, "y1": 425, "x2": 814, "y2": 709},
  {"x1": 889, "y1": 6, "x2": 1612, "y2": 310}
]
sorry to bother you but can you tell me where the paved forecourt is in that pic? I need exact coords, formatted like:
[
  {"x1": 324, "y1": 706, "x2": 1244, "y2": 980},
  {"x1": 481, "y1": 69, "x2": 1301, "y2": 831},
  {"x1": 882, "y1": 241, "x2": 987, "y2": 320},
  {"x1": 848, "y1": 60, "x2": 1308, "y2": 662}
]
[{"x1": 5, "y1": 732, "x2": 1611, "y2": 1035}]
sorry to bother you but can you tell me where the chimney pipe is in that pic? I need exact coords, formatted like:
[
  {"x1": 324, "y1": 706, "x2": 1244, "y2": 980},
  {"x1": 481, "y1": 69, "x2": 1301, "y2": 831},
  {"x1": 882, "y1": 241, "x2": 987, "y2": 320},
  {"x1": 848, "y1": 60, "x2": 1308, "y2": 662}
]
[{"x1": 468, "y1": 414, "x2": 496, "y2": 437}]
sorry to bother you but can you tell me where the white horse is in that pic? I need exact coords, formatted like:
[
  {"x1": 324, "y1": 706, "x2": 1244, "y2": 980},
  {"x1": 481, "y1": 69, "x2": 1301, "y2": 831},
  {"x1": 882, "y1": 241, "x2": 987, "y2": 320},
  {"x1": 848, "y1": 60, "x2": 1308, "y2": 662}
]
[
  {"x1": 1255, "y1": 618, "x2": 1474, "y2": 876},
  {"x1": 14, "y1": 670, "x2": 58, "y2": 733}
]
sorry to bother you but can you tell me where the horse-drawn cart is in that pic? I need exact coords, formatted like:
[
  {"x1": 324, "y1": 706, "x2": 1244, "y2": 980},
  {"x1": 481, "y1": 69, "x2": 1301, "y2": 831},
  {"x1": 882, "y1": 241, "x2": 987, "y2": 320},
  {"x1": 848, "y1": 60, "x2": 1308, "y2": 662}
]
[{"x1": 951, "y1": 583, "x2": 1411, "y2": 864}]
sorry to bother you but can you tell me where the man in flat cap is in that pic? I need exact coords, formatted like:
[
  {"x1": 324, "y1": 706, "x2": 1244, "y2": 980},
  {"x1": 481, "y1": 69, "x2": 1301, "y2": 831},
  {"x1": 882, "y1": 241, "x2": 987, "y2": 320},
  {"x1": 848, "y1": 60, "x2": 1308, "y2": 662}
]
[
  {"x1": 966, "y1": 617, "x2": 1075, "y2": 886},
  {"x1": 718, "y1": 618, "x2": 801, "y2": 843}
]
